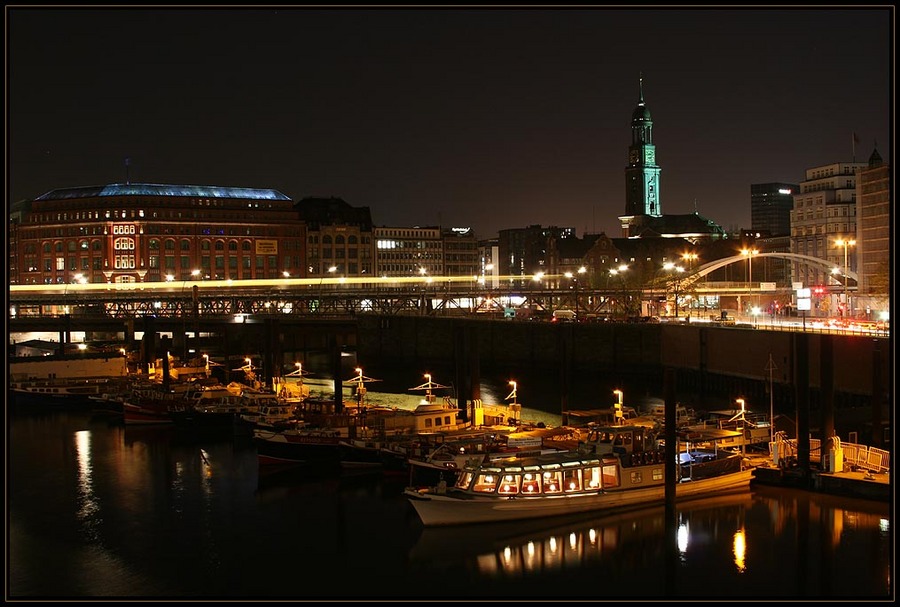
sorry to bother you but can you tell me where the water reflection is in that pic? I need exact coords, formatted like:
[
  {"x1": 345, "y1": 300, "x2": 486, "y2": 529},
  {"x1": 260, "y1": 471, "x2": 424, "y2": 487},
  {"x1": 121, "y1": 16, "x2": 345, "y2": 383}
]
[
  {"x1": 408, "y1": 489, "x2": 891, "y2": 598},
  {"x1": 8, "y1": 410, "x2": 893, "y2": 599}
]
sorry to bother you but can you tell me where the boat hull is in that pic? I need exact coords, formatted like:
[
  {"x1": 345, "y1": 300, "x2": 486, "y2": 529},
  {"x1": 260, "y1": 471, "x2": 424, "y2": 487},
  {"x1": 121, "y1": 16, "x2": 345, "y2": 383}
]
[
  {"x1": 405, "y1": 467, "x2": 754, "y2": 527},
  {"x1": 254, "y1": 429, "x2": 343, "y2": 467}
]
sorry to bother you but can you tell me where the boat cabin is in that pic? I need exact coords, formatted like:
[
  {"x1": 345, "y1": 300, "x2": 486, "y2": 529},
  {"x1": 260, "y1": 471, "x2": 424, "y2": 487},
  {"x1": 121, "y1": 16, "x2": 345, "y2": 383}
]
[
  {"x1": 454, "y1": 452, "x2": 621, "y2": 495},
  {"x1": 582, "y1": 424, "x2": 660, "y2": 457}
]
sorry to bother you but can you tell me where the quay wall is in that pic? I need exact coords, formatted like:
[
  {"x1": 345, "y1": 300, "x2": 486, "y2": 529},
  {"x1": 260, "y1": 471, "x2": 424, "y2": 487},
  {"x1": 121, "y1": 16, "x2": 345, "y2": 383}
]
[{"x1": 354, "y1": 316, "x2": 889, "y2": 398}]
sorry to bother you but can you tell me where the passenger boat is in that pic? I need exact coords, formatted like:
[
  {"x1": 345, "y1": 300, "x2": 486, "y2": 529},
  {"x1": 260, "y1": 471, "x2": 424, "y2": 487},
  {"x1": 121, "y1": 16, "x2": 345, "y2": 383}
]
[
  {"x1": 405, "y1": 427, "x2": 576, "y2": 487},
  {"x1": 404, "y1": 423, "x2": 754, "y2": 527}
]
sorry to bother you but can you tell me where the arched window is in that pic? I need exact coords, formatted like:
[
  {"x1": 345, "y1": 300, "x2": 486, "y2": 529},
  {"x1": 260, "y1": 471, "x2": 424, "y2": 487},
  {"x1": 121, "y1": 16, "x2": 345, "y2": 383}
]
[
  {"x1": 215, "y1": 240, "x2": 224, "y2": 251},
  {"x1": 180, "y1": 239, "x2": 191, "y2": 251},
  {"x1": 114, "y1": 237, "x2": 135, "y2": 251},
  {"x1": 165, "y1": 239, "x2": 175, "y2": 250}
]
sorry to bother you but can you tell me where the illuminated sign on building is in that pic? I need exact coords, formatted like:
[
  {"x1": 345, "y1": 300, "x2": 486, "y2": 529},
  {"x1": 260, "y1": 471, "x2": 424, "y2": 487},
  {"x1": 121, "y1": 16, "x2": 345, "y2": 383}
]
[
  {"x1": 256, "y1": 240, "x2": 278, "y2": 255},
  {"x1": 778, "y1": 189, "x2": 792, "y2": 195}
]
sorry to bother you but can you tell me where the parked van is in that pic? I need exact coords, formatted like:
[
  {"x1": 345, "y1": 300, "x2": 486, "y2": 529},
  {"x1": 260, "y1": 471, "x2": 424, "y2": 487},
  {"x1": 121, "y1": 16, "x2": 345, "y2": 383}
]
[{"x1": 551, "y1": 309, "x2": 577, "y2": 322}]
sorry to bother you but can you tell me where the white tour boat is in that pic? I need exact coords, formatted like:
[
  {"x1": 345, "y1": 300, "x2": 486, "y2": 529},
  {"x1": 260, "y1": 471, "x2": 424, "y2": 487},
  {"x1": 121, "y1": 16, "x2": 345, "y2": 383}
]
[{"x1": 404, "y1": 423, "x2": 755, "y2": 527}]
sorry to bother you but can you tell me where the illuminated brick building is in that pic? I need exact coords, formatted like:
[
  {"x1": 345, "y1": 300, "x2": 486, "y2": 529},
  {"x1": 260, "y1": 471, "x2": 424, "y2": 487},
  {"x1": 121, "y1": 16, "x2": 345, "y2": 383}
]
[{"x1": 9, "y1": 183, "x2": 303, "y2": 285}]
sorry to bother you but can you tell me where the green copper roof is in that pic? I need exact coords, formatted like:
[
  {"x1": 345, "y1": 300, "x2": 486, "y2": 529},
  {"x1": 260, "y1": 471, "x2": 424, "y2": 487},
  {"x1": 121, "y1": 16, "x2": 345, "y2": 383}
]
[{"x1": 34, "y1": 183, "x2": 291, "y2": 201}]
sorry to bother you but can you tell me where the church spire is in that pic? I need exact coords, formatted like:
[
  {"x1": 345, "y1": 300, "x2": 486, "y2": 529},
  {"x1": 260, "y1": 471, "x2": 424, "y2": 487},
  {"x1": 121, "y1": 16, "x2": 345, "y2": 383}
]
[{"x1": 638, "y1": 72, "x2": 644, "y2": 105}]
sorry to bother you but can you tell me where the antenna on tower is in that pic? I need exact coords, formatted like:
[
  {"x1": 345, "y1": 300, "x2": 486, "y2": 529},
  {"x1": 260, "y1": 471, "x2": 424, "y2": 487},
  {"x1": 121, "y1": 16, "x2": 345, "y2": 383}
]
[
  {"x1": 694, "y1": 198, "x2": 698, "y2": 214},
  {"x1": 124, "y1": 157, "x2": 131, "y2": 185}
]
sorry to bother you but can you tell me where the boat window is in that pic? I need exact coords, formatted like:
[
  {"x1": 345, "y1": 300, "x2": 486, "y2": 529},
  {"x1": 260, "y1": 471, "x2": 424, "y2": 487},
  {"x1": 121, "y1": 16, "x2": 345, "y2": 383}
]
[
  {"x1": 454, "y1": 471, "x2": 474, "y2": 489},
  {"x1": 601, "y1": 464, "x2": 619, "y2": 488},
  {"x1": 498, "y1": 474, "x2": 520, "y2": 495},
  {"x1": 473, "y1": 473, "x2": 498, "y2": 493},
  {"x1": 521, "y1": 472, "x2": 541, "y2": 494},
  {"x1": 584, "y1": 466, "x2": 601, "y2": 489},
  {"x1": 563, "y1": 469, "x2": 582, "y2": 492},
  {"x1": 541, "y1": 470, "x2": 562, "y2": 494}
]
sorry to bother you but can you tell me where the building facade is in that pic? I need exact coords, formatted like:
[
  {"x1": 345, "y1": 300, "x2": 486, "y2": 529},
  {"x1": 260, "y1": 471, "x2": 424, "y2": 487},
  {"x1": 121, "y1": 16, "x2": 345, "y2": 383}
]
[
  {"x1": 750, "y1": 182, "x2": 797, "y2": 236},
  {"x1": 441, "y1": 227, "x2": 479, "y2": 279},
  {"x1": 789, "y1": 161, "x2": 866, "y2": 294},
  {"x1": 295, "y1": 197, "x2": 374, "y2": 278},
  {"x1": 10, "y1": 183, "x2": 303, "y2": 285},
  {"x1": 374, "y1": 226, "x2": 444, "y2": 277},
  {"x1": 855, "y1": 147, "x2": 890, "y2": 313}
]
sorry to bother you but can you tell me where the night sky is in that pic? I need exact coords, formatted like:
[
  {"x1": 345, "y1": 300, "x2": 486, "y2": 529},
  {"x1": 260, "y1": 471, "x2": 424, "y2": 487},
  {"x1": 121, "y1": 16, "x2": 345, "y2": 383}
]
[{"x1": 7, "y1": 6, "x2": 893, "y2": 239}]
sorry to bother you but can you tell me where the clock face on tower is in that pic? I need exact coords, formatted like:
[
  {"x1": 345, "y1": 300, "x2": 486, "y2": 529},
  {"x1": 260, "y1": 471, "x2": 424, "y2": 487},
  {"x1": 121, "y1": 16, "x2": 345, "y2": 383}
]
[{"x1": 629, "y1": 150, "x2": 640, "y2": 163}]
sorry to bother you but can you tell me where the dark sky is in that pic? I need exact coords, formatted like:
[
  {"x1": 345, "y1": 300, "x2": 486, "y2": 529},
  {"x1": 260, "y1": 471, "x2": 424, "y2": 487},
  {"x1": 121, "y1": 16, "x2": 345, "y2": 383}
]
[{"x1": 7, "y1": 6, "x2": 893, "y2": 239}]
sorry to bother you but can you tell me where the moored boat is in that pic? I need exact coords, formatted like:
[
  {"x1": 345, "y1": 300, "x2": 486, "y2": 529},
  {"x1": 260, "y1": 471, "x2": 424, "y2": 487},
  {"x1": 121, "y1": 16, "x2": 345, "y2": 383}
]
[
  {"x1": 404, "y1": 423, "x2": 754, "y2": 527},
  {"x1": 253, "y1": 426, "x2": 346, "y2": 467}
]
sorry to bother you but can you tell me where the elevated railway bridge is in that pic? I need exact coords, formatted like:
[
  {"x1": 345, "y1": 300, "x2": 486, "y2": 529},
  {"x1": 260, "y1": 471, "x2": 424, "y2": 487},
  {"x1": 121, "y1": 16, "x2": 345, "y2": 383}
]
[{"x1": 9, "y1": 274, "x2": 812, "y2": 321}]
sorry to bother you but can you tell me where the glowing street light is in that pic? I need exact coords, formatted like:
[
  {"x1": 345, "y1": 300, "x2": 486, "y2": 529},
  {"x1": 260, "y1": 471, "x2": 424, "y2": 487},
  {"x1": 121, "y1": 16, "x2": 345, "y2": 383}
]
[
  {"x1": 663, "y1": 262, "x2": 685, "y2": 318},
  {"x1": 681, "y1": 252, "x2": 698, "y2": 271},
  {"x1": 740, "y1": 248, "x2": 759, "y2": 311},
  {"x1": 835, "y1": 238, "x2": 856, "y2": 317},
  {"x1": 613, "y1": 389, "x2": 624, "y2": 424}
]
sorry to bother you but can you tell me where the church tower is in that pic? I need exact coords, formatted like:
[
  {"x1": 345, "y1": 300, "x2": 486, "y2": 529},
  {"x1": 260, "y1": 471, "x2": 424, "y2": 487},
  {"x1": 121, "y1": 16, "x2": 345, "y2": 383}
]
[{"x1": 624, "y1": 75, "x2": 661, "y2": 217}]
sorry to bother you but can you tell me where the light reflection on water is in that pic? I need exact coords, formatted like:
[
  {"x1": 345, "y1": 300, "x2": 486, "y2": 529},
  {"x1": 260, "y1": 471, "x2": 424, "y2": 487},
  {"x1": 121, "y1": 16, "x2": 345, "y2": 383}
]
[{"x1": 8, "y1": 409, "x2": 893, "y2": 599}]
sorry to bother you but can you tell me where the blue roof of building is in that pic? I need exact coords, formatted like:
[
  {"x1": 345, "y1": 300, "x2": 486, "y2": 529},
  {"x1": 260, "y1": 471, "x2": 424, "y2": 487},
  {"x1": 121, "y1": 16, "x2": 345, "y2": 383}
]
[{"x1": 34, "y1": 183, "x2": 291, "y2": 201}]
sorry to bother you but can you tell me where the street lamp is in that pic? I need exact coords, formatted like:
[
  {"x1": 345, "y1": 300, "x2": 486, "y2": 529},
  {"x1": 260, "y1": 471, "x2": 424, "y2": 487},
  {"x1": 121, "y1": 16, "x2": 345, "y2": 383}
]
[
  {"x1": 681, "y1": 252, "x2": 698, "y2": 271},
  {"x1": 608, "y1": 264, "x2": 628, "y2": 317},
  {"x1": 835, "y1": 238, "x2": 856, "y2": 317},
  {"x1": 663, "y1": 262, "x2": 684, "y2": 318},
  {"x1": 740, "y1": 248, "x2": 759, "y2": 313}
]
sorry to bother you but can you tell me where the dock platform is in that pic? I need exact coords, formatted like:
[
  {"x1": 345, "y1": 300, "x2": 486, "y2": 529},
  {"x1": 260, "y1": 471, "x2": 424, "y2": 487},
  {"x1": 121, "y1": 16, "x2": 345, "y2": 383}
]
[{"x1": 751, "y1": 460, "x2": 890, "y2": 502}]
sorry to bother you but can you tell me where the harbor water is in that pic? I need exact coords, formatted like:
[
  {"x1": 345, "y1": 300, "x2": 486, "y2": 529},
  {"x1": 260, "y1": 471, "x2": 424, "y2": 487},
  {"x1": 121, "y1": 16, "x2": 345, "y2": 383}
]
[{"x1": 7, "y1": 395, "x2": 893, "y2": 600}]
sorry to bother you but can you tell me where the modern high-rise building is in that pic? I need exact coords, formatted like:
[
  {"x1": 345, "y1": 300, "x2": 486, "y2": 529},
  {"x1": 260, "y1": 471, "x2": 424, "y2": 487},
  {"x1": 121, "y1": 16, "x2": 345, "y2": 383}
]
[{"x1": 750, "y1": 183, "x2": 797, "y2": 236}]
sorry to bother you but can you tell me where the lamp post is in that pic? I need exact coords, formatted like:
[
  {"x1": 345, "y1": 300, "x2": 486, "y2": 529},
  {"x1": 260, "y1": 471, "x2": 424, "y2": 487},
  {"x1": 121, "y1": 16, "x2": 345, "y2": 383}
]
[
  {"x1": 681, "y1": 253, "x2": 698, "y2": 316},
  {"x1": 663, "y1": 262, "x2": 684, "y2": 318},
  {"x1": 613, "y1": 389, "x2": 624, "y2": 425},
  {"x1": 835, "y1": 238, "x2": 856, "y2": 317},
  {"x1": 741, "y1": 248, "x2": 759, "y2": 313},
  {"x1": 608, "y1": 264, "x2": 629, "y2": 318}
]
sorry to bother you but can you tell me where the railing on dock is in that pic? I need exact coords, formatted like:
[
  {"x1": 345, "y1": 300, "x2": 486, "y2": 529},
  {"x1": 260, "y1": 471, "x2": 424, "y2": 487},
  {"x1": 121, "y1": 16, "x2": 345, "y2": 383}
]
[{"x1": 771, "y1": 433, "x2": 891, "y2": 474}]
